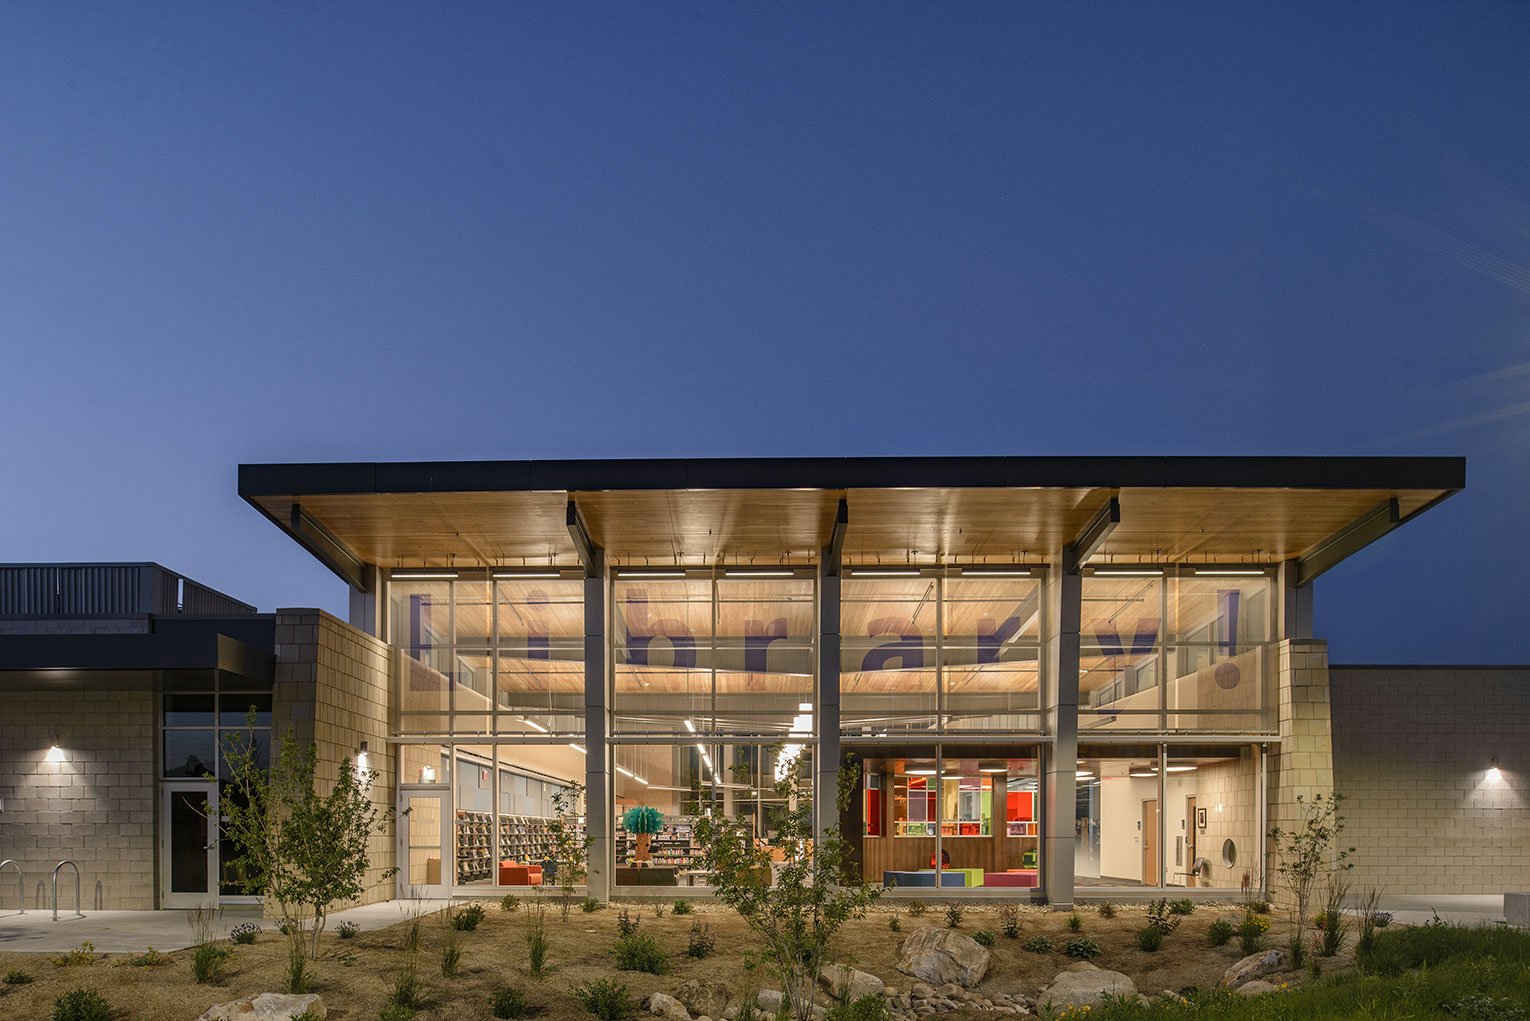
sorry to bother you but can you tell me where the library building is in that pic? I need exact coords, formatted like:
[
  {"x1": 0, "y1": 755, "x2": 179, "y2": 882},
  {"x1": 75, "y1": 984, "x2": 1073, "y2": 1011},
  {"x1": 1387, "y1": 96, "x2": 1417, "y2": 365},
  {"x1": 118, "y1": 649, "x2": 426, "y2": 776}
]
[{"x1": 5, "y1": 455, "x2": 1528, "y2": 911}]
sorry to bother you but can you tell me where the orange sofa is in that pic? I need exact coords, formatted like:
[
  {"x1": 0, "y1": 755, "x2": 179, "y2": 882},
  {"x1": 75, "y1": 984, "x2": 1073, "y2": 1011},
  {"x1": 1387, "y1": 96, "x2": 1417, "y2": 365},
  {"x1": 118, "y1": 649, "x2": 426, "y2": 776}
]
[{"x1": 498, "y1": 861, "x2": 543, "y2": 886}]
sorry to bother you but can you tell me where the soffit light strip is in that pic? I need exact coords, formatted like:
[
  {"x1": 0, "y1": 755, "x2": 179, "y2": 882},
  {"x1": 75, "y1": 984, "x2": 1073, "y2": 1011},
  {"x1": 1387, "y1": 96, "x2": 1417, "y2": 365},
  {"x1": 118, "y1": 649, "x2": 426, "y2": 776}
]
[
  {"x1": 1192, "y1": 569, "x2": 1268, "y2": 577},
  {"x1": 960, "y1": 568, "x2": 1032, "y2": 577},
  {"x1": 619, "y1": 570, "x2": 688, "y2": 579},
  {"x1": 724, "y1": 569, "x2": 798, "y2": 577},
  {"x1": 1091, "y1": 569, "x2": 1164, "y2": 577},
  {"x1": 493, "y1": 571, "x2": 564, "y2": 579},
  {"x1": 849, "y1": 568, "x2": 921, "y2": 577},
  {"x1": 392, "y1": 571, "x2": 459, "y2": 580}
]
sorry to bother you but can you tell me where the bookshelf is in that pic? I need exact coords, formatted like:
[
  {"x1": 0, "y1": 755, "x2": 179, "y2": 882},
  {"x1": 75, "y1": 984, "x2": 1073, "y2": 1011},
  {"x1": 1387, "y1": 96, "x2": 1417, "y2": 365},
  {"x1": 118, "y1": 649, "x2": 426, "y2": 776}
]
[{"x1": 454, "y1": 810, "x2": 585, "y2": 885}]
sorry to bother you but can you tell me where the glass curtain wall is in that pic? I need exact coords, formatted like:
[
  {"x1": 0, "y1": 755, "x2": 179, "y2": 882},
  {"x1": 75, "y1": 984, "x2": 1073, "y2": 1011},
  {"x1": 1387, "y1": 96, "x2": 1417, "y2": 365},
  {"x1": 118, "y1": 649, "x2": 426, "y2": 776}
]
[
  {"x1": 1079, "y1": 569, "x2": 1275, "y2": 734},
  {"x1": 1075, "y1": 742, "x2": 1261, "y2": 889},
  {"x1": 841, "y1": 568, "x2": 1044, "y2": 735},
  {"x1": 611, "y1": 569, "x2": 816, "y2": 888}
]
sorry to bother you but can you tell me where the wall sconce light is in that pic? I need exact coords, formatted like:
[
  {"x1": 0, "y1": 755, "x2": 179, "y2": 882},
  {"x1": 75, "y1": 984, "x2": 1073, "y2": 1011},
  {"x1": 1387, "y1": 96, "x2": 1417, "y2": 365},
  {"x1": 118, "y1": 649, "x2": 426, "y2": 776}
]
[
  {"x1": 357, "y1": 740, "x2": 369, "y2": 771},
  {"x1": 1488, "y1": 757, "x2": 1502, "y2": 781},
  {"x1": 45, "y1": 738, "x2": 66, "y2": 763}
]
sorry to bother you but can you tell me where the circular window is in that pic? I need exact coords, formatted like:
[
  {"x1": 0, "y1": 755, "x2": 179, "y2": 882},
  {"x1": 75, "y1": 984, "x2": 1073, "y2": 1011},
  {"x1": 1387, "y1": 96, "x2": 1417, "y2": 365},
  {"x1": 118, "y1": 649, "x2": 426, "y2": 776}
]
[{"x1": 1221, "y1": 839, "x2": 1238, "y2": 868}]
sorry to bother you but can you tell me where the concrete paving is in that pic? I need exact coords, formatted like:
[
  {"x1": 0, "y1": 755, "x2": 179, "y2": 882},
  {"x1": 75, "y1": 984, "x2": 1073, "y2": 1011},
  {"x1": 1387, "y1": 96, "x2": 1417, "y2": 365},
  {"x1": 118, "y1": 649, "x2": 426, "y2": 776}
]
[
  {"x1": 1372, "y1": 893, "x2": 1507, "y2": 927},
  {"x1": 0, "y1": 897, "x2": 452, "y2": 954}
]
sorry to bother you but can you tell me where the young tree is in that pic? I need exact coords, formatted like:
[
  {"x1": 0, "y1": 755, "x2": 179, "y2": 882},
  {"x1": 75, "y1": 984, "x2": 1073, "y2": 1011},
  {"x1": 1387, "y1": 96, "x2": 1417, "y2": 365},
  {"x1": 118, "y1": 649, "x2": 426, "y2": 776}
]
[
  {"x1": 219, "y1": 715, "x2": 396, "y2": 961},
  {"x1": 692, "y1": 748, "x2": 880, "y2": 1021},
  {"x1": 1267, "y1": 791, "x2": 1354, "y2": 967},
  {"x1": 544, "y1": 780, "x2": 595, "y2": 921}
]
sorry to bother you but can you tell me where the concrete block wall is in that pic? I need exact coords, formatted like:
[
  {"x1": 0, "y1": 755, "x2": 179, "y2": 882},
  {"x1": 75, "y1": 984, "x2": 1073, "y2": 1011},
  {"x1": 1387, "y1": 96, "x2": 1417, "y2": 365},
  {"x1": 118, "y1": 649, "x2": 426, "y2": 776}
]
[
  {"x1": 273, "y1": 609, "x2": 397, "y2": 911},
  {"x1": 0, "y1": 687, "x2": 156, "y2": 909},
  {"x1": 1331, "y1": 666, "x2": 1530, "y2": 896},
  {"x1": 1265, "y1": 638, "x2": 1335, "y2": 908}
]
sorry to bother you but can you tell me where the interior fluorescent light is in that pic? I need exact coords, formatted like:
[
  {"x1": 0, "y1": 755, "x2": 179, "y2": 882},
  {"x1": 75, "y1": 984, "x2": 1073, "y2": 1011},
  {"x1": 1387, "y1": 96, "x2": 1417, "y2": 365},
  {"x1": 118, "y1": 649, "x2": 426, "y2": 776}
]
[
  {"x1": 1193, "y1": 569, "x2": 1266, "y2": 577},
  {"x1": 797, "y1": 702, "x2": 813, "y2": 712},
  {"x1": 620, "y1": 570, "x2": 687, "y2": 578},
  {"x1": 684, "y1": 718, "x2": 696, "y2": 733},
  {"x1": 614, "y1": 766, "x2": 649, "y2": 785},
  {"x1": 979, "y1": 766, "x2": 1007, "y2": 773},
  {"x1": 850, "y1": 568, "x2": 920, "y2": 577},
  {"x1": 569, "y1": 743, "x2": 586, "y2": 754},
  {"x1": 960, "y1": 568, "x2": 1032, "y2": 576},
  {"x1": 1165, "y1": 765, "x2": 1196, "y2": 772},
  {"x1": 520, "y1": 717, "x2": 549, "y2": 733},
  {"x1": 494, "y1": 571, "x2": 564, "y2": 579},
  {"x1": 724, "y1": 569, "x2": 796, "y2": 577},
  {"x1": 1092, "y1": 569, "x2": 1164, "y2": 577},
  {"x1": 905, "y1": 768, "x2": 937, "y2": 776},
  {"x1": 1076, "y1": 770, "x2": 1094, "y2": 778},
  {"x1": 392, "y1": 571, "x2": 459, "y2": 580}
]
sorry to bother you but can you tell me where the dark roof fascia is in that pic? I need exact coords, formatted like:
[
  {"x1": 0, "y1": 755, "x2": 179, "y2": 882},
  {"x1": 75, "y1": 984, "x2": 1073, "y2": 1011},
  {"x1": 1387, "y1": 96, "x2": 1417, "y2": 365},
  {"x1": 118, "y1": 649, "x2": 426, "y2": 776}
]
[
  {"x1": 0, "y1": 633, "x2": 275, "y2": 682},
  {"x1": 240, "y1": 455, "x2": 1467, "y2": 497}
]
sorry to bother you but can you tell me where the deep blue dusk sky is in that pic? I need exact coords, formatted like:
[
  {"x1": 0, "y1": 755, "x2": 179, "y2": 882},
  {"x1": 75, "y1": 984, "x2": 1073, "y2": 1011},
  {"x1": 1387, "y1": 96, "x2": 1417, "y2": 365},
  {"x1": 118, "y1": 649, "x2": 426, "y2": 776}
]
[{"x1": 2, "y1": 4, "x2": 1526, "y2": 663}]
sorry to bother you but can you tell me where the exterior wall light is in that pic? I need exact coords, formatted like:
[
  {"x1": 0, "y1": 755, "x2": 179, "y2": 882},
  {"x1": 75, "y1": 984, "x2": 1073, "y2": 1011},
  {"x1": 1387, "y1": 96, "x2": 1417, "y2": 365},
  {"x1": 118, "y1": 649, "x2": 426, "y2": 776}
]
[
  {"x1": 45, "y1": 740, "x2": 66, "y2": 763},
  {"x1": 357, "y1": 740, "x2": 369, "y2": 771},
  {"x1": 1488, "y1": 757, "x2": 1502, "y2": 781}
]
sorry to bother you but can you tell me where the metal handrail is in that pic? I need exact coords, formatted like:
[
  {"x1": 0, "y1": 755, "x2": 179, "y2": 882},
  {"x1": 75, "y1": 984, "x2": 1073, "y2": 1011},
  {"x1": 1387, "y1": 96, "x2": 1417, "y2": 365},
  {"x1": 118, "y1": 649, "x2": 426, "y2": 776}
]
[
  {"x1": 0, "y1": 860, "x2": 22, "y2": 914},
  {"x1": 52, "y1": 860, "x2": 82, "y2": 921}
]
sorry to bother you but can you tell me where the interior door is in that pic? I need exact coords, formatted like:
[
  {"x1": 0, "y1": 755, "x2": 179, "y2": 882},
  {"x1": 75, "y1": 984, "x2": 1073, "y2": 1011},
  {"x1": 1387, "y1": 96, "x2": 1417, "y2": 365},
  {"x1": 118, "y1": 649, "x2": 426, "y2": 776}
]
[
  {"x1": 398, "y1": 791, "x2": 448, "y2": 898},
  {"x1": 1185, "y1": 796, "x2": 1197, "y2": 887},
  {"x1": 1142, "y1": 798, "x2": 1159, "y2": 886},
  {"x1": 161, "y1": 783, "x2": 218, "y2": 908}
]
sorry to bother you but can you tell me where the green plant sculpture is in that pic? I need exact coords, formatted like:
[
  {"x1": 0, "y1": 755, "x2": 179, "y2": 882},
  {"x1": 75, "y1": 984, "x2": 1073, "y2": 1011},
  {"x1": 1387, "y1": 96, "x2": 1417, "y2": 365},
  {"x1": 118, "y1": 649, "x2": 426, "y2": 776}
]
[{"x1": 621, "y1": 806, "x2": 664, "y2": 864}]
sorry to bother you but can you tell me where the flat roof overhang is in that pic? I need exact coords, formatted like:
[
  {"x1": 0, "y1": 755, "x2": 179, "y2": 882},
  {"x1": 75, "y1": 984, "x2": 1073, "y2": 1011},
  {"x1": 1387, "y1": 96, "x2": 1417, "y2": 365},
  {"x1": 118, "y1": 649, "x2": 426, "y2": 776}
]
[
  {"x1": 237, "y1": 456, "x2": 1465, "y2": 585},
  {"x1": 0, "y1": 632, "x2": 275, "y2": 688}
]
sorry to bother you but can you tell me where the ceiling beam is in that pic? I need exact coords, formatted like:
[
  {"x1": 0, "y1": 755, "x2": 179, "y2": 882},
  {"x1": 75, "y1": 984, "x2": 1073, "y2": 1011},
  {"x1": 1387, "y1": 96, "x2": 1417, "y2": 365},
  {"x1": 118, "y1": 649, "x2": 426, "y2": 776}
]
[
  {"x1": 566, "y1": 499, "x2": 600, "y2": 576},
  {"x1": 823, "y1": 498, "x2": 848, "y2": 576},
  {"x1": 1064, "y1": 497, "x2": 1121, "y2": 573},
  {"x1": 289, "y1": 504, "x2": 370, "y2": 591},
  {"x1": 1296, "y1": 497, "x2": 1400, "y2": 587}
]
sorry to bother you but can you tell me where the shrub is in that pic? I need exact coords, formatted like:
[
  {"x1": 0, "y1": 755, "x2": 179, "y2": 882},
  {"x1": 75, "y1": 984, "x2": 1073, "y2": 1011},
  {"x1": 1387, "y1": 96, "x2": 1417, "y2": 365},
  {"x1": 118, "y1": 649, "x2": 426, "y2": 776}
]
[
  {"x1": 1063, "y1": 937, "x2": 1101, "y2": 960},
  {"x1": 1066, "y1": 912, "x2": 1083, "y2": 932},
  {"x1": 1168, "y1": 898, "x2": 1195, "y2": 916},
  {"x1": 492, "y1": 985, "x2": 532, "y2": 1019},
  {"x1": 907, "y1": 899, "x2": 927, "y2": 917},
  {"x1": 284, "y1": 938, "x2": 315, "y2": 994},
  {"x1": 230, "y1": 923, "x2": 261, "y2": 945},
  {"x1": 1441, "y1": 995, "x2": 1528, "y2": 1021},
  {"x1": 192, "y1": 942, "x2": 233, "y2": 985},
  {"x1": 997, "y1": 903, "x2": 1021, "y2": 939},
  {"x1": 582, "y1": 897, "x2": 602, "y2": 913},
  {"x1": 1205, "y1": 919, "x2": 1234, "y2": 946},
  {"x1": 572, "y1": 978, "x2": 636, "y2": 1021},
  {"x1": 501, "y1": 894, "x2": 521, "y2": 912},
  {"x1": 388, "y1": 966, "x2": 425, "y2": 1009},
  {"x1": 686, "y1": 922, "x2": 716, "y2": 960},
  {"x1": 52, "y1": 942, "x2": 95, "y2": 967},
  {"x1": 1134, "y1": 925, "x2": 1163, "y2": 952},
  {"x1": 651, "y1": 900, "x2": 666, "y2": 918},
  {"x1": 441, "y1": 935, "x2": 462, "y2": 977},
  {"x1": 616, "y1": 907, "x2": 639, "y2": 938},
  {"x1": 823, "y1": 993, "x2": 890, "y2": 1021},
  {"x1": 888, "y1": 914, "x2": 901, "y2": 932},
  {"x1": 944, "y1": 903, "x2": 964, "y2": 928},
  {"x1": 1023, "y1": 935, "x2": 1054, "y2": 953},
  {"x1": 526, "y1": 908, "x2": 550, "y2": 976},
  {"x1": 3, "y1": 969, "x2": 34, "y2": 984},
  {"x1": 51, "y1": 987, "x2": 111, "y2": 1021},
  {"x1": 1145, "y1": 899, "x2": 1181, "y2": 937},
  {"x1": 1237, "y1": 910, "x2": 1270, "y2": 956},
  {"x1": 126, "y1": 946, "x2": 168, "y2": 967},
  {"x1": 455, "y1": 903, "x2": 487, "y2": 931},
  {"x1": 672, "y1": 898, "x2": 692, "y2": 915},
  {"x1": 1372, "y1": 911, "x2": 1393, "y2": 928},
  {"x1": 1250, "y1": 900, "x2": 1271, "y2": 914},
  {"x1": 1097, "y1": 901, "x2": 1116, "y2": 919},
  {"x1": 611, "y1": 932, "x2": 671, "y2": 974},
  {"x1": 337, "y1": 920, "x2": 361, "y2": 939},
  {"x1": 972, "y1": 929, "x2": 995, "y2": 948},
  {"x1": 378, "y1": 1006, "x2": 417, "y2": 1021}
]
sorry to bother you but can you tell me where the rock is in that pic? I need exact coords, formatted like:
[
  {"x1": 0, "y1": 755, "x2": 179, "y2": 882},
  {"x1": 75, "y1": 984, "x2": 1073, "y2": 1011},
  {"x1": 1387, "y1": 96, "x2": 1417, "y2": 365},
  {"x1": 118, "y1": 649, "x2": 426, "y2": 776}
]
[
  {"x1": 675, "y1": 979, "x2": 733, "y2": 1019},
  {"x1": 910, "y1": 983, "x2": 935, "y2": 1000},
  {"x1": 896, "y1": 928, "x2": 991, "y2": 988},
  {"x1": 936, "y1": 983, "x2": 964, "y2": 999},
  {"x1": 649, "y1": 992, "x2": 692, "y2": 1021},
  {"x1": 1037, "y1": 961, "x2": 1137, "y2": 1008},
  {"x1": 820, "y1": 965, "x2": 885, "y2": 1000},
  {"x1": 1220, "y1": 948, "x2": 1292, "y2": 990},
  {"x1": 1237, "y1": 980, "x2": 1278, "y2": 997},
  {"x1": 198, "y1": 994, "x2": 326, "y2": 1020},
  {"x1": 757, "y1": 990, "x2": 785, "y2": 1013}
]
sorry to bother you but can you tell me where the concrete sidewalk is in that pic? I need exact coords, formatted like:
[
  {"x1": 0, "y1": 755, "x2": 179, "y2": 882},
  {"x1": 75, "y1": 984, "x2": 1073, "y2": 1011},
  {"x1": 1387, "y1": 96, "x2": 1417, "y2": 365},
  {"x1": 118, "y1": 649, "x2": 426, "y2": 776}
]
[
  {"x1": 0, "y1": 897, "x2": 451, "y2": 954},
  {"x1": 1372, "y1": 893, "x2": 1506, "y2": 927}
]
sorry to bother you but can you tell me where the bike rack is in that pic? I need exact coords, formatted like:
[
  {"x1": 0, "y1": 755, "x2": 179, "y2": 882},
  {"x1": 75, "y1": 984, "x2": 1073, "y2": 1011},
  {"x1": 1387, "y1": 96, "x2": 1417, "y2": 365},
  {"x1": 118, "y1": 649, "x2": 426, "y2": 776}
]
[
  {"x1": 52, "y1": 860, "x2": 82, "y2": 921},
  {"x1": 0, "y1": 860, "x2": 22, "y2": 914}
]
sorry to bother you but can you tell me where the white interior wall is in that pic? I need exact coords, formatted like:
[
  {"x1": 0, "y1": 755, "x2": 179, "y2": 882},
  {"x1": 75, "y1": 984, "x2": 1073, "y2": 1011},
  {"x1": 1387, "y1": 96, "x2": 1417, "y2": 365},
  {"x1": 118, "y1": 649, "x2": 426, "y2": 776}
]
[{"x1": 1098, "y1": 767, "x2": 1157, "y2": 882}]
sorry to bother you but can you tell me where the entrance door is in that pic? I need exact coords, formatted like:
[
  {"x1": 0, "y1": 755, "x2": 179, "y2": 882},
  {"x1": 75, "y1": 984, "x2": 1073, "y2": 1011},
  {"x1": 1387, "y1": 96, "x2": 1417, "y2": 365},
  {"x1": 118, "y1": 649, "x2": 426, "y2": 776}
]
[
  {"x1": 1185, "y1": 796, "x2": 1197, "y2": 888},
  {"x1": 1142, "y1": 799, "x2": 1159, "y2": 886},
  {"x1": 398, "y1": 792, "x2": 448, "y2": 898},
  {"x1": 161, "y1": 783, "x2": 218, "y2": 908}
]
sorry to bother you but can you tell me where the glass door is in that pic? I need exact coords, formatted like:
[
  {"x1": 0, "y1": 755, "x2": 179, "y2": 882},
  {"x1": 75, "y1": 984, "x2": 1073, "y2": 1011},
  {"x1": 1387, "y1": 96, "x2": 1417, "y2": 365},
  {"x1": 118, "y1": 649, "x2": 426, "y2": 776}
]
[
  {"x1": 161, "y1": 783, "x2": 218, "y2": 908},
  {"x1": 398, "y1": 791, "x2": 448, "y2": 898}
]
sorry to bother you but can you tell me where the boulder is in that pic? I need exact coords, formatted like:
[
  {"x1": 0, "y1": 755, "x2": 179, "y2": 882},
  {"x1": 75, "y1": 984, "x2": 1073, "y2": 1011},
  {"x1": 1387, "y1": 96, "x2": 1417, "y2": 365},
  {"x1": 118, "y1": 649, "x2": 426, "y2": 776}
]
[
  {"x1": 895, "y1": 928, "x2": 991, "y2": 988},
  {"x1": 757, "y1": 990, "x2": 785, "y2": 1013},
  {"x1": 1037, "y1": 961, "x2": 1137, "y2": 1008},
  {"x1": 1237, "y1": 980, "x2": 1278, "y2": 996},
  {"x1": 675, "y1": 979, "x2": 732, "y2": 1019},
  {"x1": 819, "y1": 965, "x2": 885, "y2": 1000},
  {"x1": 649, "y1": 993, "x2": 692, "y2": 1021},
  {"x1": 198, "y1": 994, "x2": 326, "y2": 1020},
  {"x1": 1220, "y1": 948, "x2": 1292, "y2": 990}
]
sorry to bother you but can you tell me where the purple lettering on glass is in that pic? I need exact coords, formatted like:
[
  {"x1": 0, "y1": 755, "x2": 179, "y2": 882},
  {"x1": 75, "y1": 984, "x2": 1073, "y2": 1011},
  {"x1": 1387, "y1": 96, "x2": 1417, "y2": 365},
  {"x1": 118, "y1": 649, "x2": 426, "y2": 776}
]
[
  {"x1": 622, "y1": 592, "x2": 696, "y2": 668},
  {"x1": 1215, "y1": 589, "x2": 1241, "y2": 689},
  {"x1": 1095, "y1": 618, "x2": 1160, "y2": 658},
  {"x1": 861, "y1": 617, "x2": 925, "y2": 671},
  {"x1": 977, "y1": 616, "x2": 1024, "y2": 664},
  {"x1": 744, "y1": 618, "x2": 789, "y2": 673},
  {"x1": 526, "y1": 588, "x2": 550, "y2": 660}
]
